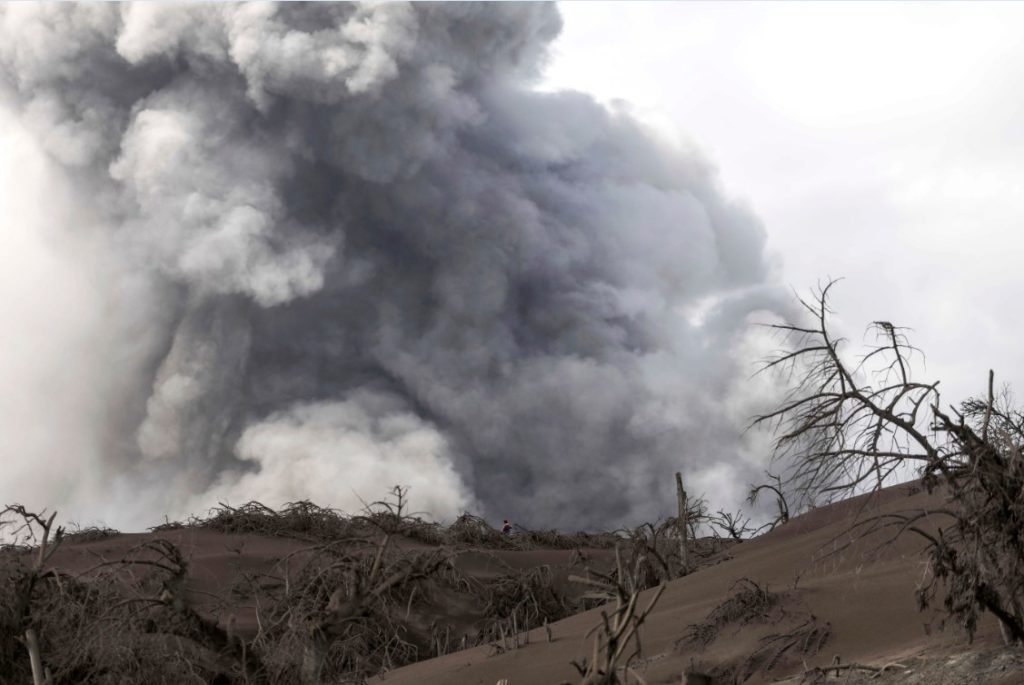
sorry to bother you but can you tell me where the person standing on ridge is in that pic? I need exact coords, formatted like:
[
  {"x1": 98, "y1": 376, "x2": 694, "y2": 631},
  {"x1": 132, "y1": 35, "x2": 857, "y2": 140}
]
[{"x1": 501, "y1": 519, "x2": 512, "y2": 535}]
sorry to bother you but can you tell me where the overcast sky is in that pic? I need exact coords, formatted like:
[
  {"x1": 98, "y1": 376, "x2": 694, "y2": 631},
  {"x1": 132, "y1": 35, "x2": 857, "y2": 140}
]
[{"x1": 546, "y1": 1, "x2": 1024, "y2": 409}]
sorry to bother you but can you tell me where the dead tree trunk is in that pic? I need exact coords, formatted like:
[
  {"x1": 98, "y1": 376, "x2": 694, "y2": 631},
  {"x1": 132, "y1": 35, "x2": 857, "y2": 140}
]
[
  {"x1": 300, "y1": 631, "x2": 328, "y2": 685},
  {"x1": 676, "y1": 472, "x2": 689, "y2": 575},
  {"x1": 24, "y1": 628, "x2": 49, "y2": 685}
]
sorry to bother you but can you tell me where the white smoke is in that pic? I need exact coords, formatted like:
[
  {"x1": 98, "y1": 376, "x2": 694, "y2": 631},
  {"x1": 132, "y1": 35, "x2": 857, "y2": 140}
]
[
  {"x1": 0, "y1": 3, "x2": 787, "y2": 530},
  {"x1": 193, "y1": 390, "x2": 476, "y2": 519}
]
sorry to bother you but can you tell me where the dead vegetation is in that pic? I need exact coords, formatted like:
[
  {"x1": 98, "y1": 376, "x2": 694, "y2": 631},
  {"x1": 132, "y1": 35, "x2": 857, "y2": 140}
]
[
  {"x1": 1, "y1": 505, "x2": 63, "y2": 685},
  {"x1": 0, "y1": 486, "x2": 657, "y2": 684},
  {"x1": 787, "y1": 647, "x2": 1024, "y2": 685},
  {"x1": 795, "y1": 658, "x2": 904, "y2": 684},
  {"x1": 566, "y1": 545, "x2": 667, "y2": 685},
  {"x1": 680, "y1": 578, "x2": 830, "y2": 684},
  {"x1": 0, "y1": 505, "x2": 251, "y2": 684},
  {"x1": 682, "y1": 578, "x2": 781, "y2": 648},
  {"x1": 736, "y1": 617, "x2": 831, "y2": 682},
  {"x1": 758, "y1": 280, "x2": 1024, "y2": 646},
  {"x1": 481, "y1": 564, "x2": 574, "y2": 651},
  {"x1": 602, "y1": 477, "x2": 745, "y2": 598},
  {"x1": 747, "y1": 472, "x2": 791, "y2": 534},
  {"x1": 668, "y1": 470, "x2": 796, "y2": 552},
  {"x1": 150, "y1": 488, "x2": 621, "y2": 553},
  {"x1": 0, "y1": 466, "x2": 799, "y2": 685},
  {"x1": 61, "y1": 524, "x2": 121, "y2": 544}
]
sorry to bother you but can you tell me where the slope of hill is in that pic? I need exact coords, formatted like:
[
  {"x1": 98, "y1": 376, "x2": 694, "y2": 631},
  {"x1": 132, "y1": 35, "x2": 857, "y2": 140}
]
[
  {"x1": 373, "y1": 483, "x2": 1019, "y2": 685},
  {"x1": 3, "y1": 483, "x2": 1020, "y2": 684}
]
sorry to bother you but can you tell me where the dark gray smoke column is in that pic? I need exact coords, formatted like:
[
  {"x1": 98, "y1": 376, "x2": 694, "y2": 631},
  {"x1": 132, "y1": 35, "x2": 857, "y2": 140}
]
[{"x1": 0, "y1": 3, "x2": 783, "y2": 529}]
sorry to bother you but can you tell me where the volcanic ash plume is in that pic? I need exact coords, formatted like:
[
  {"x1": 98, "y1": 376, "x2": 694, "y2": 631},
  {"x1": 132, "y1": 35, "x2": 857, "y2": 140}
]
[{"x1": 0, "y1": 2, "x2": 785, "y2": 530}]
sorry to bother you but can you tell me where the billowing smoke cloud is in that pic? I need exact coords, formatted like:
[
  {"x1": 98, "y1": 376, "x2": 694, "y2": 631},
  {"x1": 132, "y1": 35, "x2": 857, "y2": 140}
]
[{"x1": 0, "y1": 2, "x2": 785, "y2": 530}]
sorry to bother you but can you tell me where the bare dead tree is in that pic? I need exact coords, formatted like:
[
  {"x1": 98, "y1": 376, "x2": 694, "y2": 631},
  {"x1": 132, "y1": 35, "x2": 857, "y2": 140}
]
[
  {"x1": 675, "y1": 472, "x2": 690, "y2": 575},
  {"x1": 756, "y1": 280, "x2": 1024, "y2": 644},
  {"x1": 1, "y1": 505, "x2": 64, "y2": 685},
  {"x1": 747, "y1": 472, "x2": 791, "y2": 533},
  {"x1": 754, "y1": 281, "x2": 942, "y2": 507},
  {"x1": 362, "y1": 485, "x2": 416, "y2": 536},
  {"x1": 919, "y1": 390, "x2": 1024, "y2": 644},
  {"x1": 568, "y1": 545, "x2": 666, "y2": 685},
  {"x1": 299, "y1": 541, "x2": 449, "y2": 685},
  {"x1": 708, "y1": 510, "x2": 755, "y2": 541}
]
